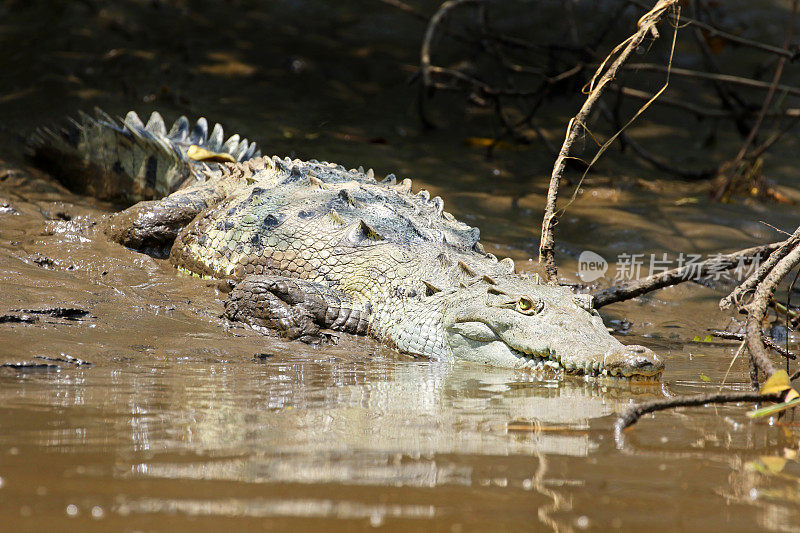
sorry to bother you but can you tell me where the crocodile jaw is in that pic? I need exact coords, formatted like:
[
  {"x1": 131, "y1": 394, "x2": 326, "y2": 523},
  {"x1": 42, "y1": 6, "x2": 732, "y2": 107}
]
[{"x1": 446, "y1": 321, "x2": 663, "y2": 379}]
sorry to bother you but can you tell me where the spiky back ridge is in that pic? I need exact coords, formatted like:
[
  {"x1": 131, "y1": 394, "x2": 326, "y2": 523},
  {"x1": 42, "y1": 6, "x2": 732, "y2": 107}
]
[
  {"x1": 170, "y1": 155, "x2": 518, "y2": 293},
  {"x1": 28, "y1": 108, "x2": 260, "y2": 204}
]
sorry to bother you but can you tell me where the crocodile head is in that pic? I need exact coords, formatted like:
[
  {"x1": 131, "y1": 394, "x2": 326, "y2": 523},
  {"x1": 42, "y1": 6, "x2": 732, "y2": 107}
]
[{"x1": 440, "y1": 277, "x2": 663, "y2": 379}]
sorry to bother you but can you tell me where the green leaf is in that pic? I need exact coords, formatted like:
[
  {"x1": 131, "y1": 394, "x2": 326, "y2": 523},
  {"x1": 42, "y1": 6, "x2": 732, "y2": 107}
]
[
  {"x1": 699, "y1": 373, "x2": 711, "y2": 382},
  {"x1": 747, "y1": 397, "x2": 800, "y2": 419}
]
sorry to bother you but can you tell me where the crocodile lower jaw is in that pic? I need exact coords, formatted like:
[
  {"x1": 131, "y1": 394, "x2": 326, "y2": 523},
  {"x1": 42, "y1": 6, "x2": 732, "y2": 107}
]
[{"x1": 508, "y1": 347, "x2": 661, "y2": 381}]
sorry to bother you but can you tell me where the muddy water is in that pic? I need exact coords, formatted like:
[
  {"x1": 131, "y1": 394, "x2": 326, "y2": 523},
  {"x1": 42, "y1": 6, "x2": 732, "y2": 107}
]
[{"x1": 2, "y1": 1, "x2": 800, "y2": 531}]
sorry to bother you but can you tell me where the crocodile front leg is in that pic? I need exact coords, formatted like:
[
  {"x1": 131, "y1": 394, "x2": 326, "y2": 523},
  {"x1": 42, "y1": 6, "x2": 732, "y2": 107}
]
[{"x1": 224, "y1": 275, "x2": 372, "y2": 343}]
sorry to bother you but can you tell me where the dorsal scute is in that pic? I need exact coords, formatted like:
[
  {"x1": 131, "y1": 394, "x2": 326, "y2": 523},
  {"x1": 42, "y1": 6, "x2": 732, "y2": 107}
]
[{"x1": 232, "y1": 157, "x2": 481, "y2": 252}]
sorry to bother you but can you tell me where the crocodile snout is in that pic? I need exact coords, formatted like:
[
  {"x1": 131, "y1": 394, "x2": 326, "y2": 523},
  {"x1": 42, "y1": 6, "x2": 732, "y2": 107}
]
[{"x1": 603, "y1": 344, "x2": 663, "y2": 378}]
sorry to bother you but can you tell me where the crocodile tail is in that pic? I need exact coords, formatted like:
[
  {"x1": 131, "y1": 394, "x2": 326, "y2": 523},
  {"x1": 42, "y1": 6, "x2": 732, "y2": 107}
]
[{"x1": 28, "y1": 108, "x2": 261, "y2": 205}]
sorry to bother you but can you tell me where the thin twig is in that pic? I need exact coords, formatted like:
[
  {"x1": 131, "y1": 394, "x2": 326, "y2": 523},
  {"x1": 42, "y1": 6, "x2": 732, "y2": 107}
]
[
  {"x1": 720, "y1": 226, "x2": 800, "y2": 310},
  {"x1": 626, "y1": 0, "x2": 798, "y2": 59},
  {"x1": 617, "y1": 86, "x2": 800, "y2": 119},
  {"x1": 709, "y1": 330, "x2": 797, "y2": 360},
  {"x1": 598, "y1": 101, "x2": 714, "y2": 179},
  {"x1": 714, "y1": 0, "x2": 798, "y2": 200},
  {"x1": 622, "y1": 63, "x2": 800, "y2": 98},
  {"x1": 419, "y1": 0, "x2": 482, "y2": 128},
  {"x1": 378, "y1": 0, "x2": 429, "y2": 22},
  {"x1": 538, "y1": 0, "x2": 680, "y2": 282}
]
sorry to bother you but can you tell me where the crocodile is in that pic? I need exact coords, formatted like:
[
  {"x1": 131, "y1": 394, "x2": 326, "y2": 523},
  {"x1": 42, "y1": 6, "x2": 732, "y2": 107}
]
[{"x1": 30, "y1": 109, "x2": 664, "y2": 379}]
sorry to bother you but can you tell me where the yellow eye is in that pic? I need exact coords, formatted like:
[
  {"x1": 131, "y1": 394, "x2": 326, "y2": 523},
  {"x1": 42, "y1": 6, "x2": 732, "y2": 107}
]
[{"x1": 517, "y1": 297, "x2": 540, "y2": 314}]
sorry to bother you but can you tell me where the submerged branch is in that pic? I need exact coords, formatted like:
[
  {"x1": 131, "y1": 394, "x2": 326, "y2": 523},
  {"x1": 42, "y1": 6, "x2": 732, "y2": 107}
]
[
  {"x1": 615, "y1": 391, "x2": 782, "y2": 432},
  {"x1": 710, "y1": 330, "x2": 797, "y2": 361}
]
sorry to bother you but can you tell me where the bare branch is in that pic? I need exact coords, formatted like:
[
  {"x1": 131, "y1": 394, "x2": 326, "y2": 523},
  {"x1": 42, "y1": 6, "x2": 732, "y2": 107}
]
[
  {"x1": 615, "y1": 391, "x2": 782, "y2": 432},
  {"x1": 539, "y1": 0, "x2": 681, "y2": 282}
]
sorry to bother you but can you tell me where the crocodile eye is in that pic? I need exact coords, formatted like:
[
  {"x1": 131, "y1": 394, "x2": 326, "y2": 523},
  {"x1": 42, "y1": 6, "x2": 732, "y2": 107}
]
[{"x1": 517, "y1": 296, "x2": 542, "y2": 315}]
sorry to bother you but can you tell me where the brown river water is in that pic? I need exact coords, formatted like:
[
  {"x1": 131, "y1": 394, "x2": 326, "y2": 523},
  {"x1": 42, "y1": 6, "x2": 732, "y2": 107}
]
[{"x1": 2, "y1": 1, "x2": 800, "y2": 531}]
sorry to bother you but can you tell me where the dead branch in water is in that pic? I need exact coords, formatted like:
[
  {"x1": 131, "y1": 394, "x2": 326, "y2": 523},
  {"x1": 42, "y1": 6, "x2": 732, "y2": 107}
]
[
  {"x1": 618, "y1": 227, "x2": 800, "y2": 430},
  {"x1": 615, "y1": 391, "x2": 783, "y2": 432},
  {"x1": 710, "y1": 330, "x2": 796, "y2": 361},
  {"x1": 538, "y1": 0, "x2": 680, "y2": 281}
]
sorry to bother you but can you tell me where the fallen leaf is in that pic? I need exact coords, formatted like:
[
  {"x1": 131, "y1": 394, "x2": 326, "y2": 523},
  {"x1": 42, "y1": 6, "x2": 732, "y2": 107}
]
[
  {"x1": 760, "y1": 370, "x2": 792, "y2": 395},
  {"x1": 760, "y1": 456, "x2": 788, "y2": 473},
  {"x1": 675, "y1": 197, "x2": 699, "y2": 206},
  {"x1": 187, "y1": 145, "x2": 236, "y2": 163},
  {"x1": 700, "y1": 373, "x2": 711, "y2": 382},
  {"x1": 464, "y1": 137, "x2": 521, "y2": 151}
]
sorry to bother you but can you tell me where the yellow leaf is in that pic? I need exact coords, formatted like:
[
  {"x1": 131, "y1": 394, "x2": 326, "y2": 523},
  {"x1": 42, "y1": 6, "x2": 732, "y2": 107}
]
[
  {"x1": 760, "y1": 370, "x2": 792, "y2": 395},
  {"x1": 760, "y1": 456, "x2": 787, "y2": 473},
  {"x1": 699, "y1": 373, "x2": 711, "y2": 382},
  {"x1": 786, "y1": 388, "x2": 800, "y2": 402},
  {"x1": 675, "y1": 197, "x2": 698, "y2": 206},
  {"x1": 463, "y1": 137, "x2": 520, "y2": 151},
  {"x1": 693, "y1": 353, "x2": 706, "y2": 357},
  {"x1": 692, "y1": 336, "x2": 702, "y2": 342},
  {"x1": 187, "y1": 145, "x2": 236, "y2": 163},
  {"x1": 703, "y1": 335, "x2": 714, "y2": 342}
]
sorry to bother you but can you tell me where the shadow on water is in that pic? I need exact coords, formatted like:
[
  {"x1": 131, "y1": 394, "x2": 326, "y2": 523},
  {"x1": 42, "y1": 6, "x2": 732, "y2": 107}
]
[{"x1": 1, "y1": 0, "x2": 800, "y2": 531}]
